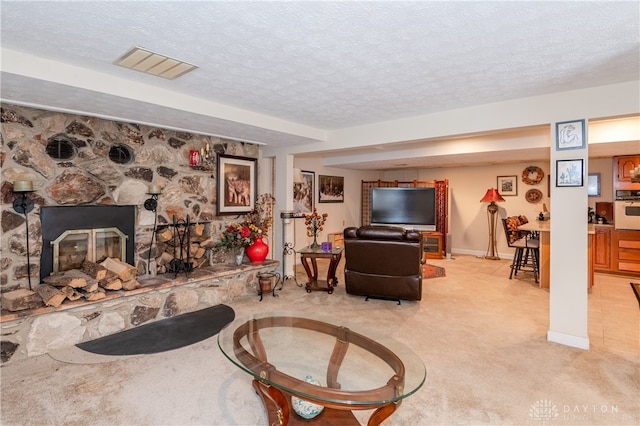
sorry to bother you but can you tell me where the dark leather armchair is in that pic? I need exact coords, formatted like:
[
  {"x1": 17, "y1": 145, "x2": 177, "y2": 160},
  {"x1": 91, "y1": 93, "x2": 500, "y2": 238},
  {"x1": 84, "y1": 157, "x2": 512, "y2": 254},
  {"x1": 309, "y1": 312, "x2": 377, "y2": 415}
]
[{"x1": 343, "y1": 226, "x2": 424, "y2": 302}]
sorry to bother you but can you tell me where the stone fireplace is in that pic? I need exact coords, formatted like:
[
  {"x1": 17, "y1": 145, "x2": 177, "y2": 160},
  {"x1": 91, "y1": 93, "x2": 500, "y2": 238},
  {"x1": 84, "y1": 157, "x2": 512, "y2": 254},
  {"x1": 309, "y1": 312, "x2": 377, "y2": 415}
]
[
  {"x1": 40, "y1": 205, "x2": 136, "y2": 281},
  {"x1": 1, "y1": 103, "x2": 262, "y2": 293},
  {"x1": 0, "y1": 104, "x2": 278, "y2": 364}
]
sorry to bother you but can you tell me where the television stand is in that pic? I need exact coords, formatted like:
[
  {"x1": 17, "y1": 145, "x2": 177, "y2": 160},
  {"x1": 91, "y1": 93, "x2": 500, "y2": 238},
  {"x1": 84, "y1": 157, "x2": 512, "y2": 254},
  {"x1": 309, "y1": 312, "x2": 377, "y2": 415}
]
[{"x1": 421, "y1": 231, "x2": 443, "y2": 260}]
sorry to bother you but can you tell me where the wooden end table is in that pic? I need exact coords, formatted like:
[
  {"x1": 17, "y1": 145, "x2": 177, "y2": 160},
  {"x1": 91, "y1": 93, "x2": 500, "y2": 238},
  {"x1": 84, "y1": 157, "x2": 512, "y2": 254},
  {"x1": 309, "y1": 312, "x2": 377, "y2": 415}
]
[{"x1": 298, "y1": 246, "x2": 343, "y2": 294}]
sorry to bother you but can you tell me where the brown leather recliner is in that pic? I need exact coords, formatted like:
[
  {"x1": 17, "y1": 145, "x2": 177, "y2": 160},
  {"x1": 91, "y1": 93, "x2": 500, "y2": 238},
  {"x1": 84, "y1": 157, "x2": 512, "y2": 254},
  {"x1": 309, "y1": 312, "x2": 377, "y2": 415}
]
[{"x1": 343, "y1": 226, "x2": 424, "y2": 302}]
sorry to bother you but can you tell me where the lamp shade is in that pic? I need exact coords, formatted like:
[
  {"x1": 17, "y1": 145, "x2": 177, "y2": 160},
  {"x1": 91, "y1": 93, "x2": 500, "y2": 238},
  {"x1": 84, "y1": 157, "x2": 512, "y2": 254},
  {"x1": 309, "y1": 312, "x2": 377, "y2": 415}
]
[
  {"x1": 293, "y1": 168, "x2": 304, "y2": 183},
  {"x1": 480, "y1": 188, "x2": 505, "y2": 203}
]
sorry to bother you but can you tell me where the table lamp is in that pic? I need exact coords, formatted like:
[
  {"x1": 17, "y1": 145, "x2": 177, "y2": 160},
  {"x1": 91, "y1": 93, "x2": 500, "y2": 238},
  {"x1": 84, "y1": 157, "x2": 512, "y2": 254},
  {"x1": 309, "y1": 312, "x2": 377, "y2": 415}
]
[{"x1": 480, "y1": 188, "x2": 505, "y2": 260}]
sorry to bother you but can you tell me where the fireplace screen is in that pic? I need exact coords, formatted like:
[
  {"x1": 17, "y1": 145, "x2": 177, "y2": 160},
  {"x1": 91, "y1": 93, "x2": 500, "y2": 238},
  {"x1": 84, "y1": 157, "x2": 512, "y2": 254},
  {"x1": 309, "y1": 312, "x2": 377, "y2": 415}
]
[{"x1": 52, "y1": 228, "x2": 127, "y2": 273}]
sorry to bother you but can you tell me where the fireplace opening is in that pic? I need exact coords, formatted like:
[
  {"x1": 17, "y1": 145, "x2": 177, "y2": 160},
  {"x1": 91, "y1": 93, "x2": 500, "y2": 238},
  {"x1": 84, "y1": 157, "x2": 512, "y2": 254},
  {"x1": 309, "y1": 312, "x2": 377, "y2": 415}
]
[
  {"x1": 52, "y1": 227, "x2": 127, "y2": 273},
  {"x1": 40, "y1": 206, "x2": 136, "y2": 282}
]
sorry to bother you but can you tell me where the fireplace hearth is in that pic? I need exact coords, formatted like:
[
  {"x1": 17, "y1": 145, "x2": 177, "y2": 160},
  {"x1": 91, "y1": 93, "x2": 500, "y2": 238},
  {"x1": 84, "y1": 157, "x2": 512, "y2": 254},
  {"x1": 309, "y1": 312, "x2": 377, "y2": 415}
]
[{"x1": 40, "y1": 206, "x2": 136, "y2": 282}]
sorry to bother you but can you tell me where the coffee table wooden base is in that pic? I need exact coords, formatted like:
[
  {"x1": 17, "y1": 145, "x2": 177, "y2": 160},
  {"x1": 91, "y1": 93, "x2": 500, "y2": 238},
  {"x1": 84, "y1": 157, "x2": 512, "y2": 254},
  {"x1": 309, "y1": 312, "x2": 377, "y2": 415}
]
[{"x1": 252, "y1": 379, "x2": 398, "y2": 426}]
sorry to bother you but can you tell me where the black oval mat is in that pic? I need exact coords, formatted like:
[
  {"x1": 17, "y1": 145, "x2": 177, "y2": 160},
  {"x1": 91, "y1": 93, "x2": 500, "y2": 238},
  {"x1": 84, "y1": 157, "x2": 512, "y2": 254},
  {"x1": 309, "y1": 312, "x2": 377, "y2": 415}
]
[{"x1": 76, "y1": 304, "x2": 235, "y2": 356}]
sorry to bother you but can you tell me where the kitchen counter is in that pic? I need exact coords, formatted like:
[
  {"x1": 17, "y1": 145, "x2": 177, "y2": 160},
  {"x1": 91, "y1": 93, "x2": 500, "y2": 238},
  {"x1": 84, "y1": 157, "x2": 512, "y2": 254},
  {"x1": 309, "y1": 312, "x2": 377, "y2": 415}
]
[
  {"x1": 518, "y1": 221, "x2": 550, "y2": 288},
  {"x1": 518, "y1": 220, "x2": 594, "y2": 291}
]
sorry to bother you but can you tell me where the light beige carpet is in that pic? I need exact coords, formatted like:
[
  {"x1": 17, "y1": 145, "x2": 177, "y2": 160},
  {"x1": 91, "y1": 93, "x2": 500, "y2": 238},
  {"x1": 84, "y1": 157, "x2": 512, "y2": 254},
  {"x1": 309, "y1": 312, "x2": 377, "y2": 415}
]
[{"x1": 1, "y1": 255, "x2": 638, "y2": 425}]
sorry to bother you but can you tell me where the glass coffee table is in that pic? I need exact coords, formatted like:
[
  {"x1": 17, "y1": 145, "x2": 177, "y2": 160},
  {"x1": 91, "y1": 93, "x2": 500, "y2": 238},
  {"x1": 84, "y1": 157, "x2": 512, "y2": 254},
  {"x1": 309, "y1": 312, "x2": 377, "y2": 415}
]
[{"x1": 218, "y1": 312, "x2": 426, "y2": 425}]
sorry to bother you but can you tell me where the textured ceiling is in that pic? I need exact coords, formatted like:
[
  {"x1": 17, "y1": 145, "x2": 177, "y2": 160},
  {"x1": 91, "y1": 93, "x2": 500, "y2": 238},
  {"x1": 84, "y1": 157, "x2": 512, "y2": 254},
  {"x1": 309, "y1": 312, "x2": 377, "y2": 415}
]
[{"x1": 1, "y1": 1, "x2": 639, "y2": 169}]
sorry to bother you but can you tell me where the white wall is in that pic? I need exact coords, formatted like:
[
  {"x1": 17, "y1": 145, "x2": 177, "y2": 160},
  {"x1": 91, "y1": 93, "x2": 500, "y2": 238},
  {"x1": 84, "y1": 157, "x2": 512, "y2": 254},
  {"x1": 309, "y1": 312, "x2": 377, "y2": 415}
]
[
  {"x1": 383, "y1": 162, "x2": 549, "y2": 258},
  {"x1": 292, "y1": 156, "x2": 378, "y2": 251},
  {"x1": 381, "y1": 157, "x2": 616, "y2": 259},
  {"x1": 281, "y1": 156, "x2": 617, "y2": 262}
]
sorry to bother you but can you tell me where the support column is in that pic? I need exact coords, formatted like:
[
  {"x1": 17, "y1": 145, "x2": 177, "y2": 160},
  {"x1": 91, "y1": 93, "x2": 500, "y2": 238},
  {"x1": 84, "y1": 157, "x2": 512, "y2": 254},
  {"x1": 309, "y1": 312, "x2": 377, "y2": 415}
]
[
  {"x1": 273, "y1": 154, "x2": 296, "y2": 278},
  {"x1": 548, "y1": 119, "x2": 590, "y2": 350}
]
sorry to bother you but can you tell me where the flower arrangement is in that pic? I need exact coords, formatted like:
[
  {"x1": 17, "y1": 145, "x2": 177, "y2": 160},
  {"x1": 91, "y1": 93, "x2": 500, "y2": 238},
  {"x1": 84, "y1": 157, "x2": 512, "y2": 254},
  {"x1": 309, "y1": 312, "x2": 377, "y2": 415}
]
[
  {"x1": 217, "y1": 223, "x2": 253, "y2": 249},
  {"x1": 304, "y1": 208, "x2": 328, "y2": 248},
  {"x1": 216, "y1": 193, "x2": 275, "y2": 250},
  {"x1": 246, "y1": 193, "x2": 275, "y2": 240}
]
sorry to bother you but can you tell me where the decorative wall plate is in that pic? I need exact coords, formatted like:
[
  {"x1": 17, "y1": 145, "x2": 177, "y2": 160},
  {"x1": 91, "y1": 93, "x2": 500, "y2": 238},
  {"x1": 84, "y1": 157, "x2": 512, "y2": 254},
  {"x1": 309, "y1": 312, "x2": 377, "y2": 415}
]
[
  {"x1": 525, "y1": 189, "x2": 543, "y2": 203},
  {"x1": 522, "y1": 166, "x2": 544, "y2": 185}
]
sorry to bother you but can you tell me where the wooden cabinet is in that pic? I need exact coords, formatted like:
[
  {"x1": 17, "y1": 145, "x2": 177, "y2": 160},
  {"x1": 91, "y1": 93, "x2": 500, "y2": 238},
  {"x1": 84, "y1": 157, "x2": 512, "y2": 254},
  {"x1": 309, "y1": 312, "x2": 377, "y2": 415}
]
[
  {"x1": 421, "y1": 231, "x2": 443, "y2": 260},
  {"x1": 593, "y1": 226, "x2": 612, "y2": 272},
  {"x1": 615, "y1": 230, "x2": 640, "y2": 274},
  {"x1": 616, "y1": 156, "x2": 640, "y2": 181},
  {"x1": 614, "y1": 155, "x2": 640, "y2": 190},
  {"x1": 594, "y1": 226, "x2": 640, "y2": 276},
  {"x1": 327, "y1": 232, "x2": 344, "y2": 248}
]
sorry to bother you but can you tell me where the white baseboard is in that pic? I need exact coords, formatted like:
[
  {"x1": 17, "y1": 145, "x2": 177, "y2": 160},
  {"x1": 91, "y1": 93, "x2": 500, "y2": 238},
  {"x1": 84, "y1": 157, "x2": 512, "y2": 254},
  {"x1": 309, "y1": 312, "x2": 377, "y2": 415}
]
[
  {"x1": 452, "y1": 248, "x2": 511, "y2": 259},
  {"x1": 547, "y1": 330, "x2": 590, "y2": 350}
]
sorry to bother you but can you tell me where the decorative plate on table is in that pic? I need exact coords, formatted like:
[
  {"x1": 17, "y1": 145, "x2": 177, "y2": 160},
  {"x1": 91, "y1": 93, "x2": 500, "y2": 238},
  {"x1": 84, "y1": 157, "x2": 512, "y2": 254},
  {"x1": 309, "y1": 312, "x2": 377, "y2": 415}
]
[{"x1": 525, "y1": 189, "x2": 543, "y2": 203}]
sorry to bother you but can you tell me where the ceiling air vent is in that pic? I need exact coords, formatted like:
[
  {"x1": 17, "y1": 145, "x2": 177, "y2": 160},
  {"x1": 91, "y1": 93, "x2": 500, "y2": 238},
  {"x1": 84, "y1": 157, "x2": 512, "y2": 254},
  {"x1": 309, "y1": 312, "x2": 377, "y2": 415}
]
[
  {"x1": 46, "y1": 136, "x2": 77, "y2": 160},
  {"x1": 113, "y1": 46, "x2": 198, "y2": 80},
  {"x1": 108, "y1": 144, "x2": 134, "y2": 164}
]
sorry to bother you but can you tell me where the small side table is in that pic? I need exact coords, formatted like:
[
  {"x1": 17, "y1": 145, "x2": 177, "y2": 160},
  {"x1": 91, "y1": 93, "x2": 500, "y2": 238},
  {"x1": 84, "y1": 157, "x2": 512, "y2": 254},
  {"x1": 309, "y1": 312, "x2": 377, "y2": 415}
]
[{"x1": 298, "y1": 246, "x2": 343, "y2": 294}]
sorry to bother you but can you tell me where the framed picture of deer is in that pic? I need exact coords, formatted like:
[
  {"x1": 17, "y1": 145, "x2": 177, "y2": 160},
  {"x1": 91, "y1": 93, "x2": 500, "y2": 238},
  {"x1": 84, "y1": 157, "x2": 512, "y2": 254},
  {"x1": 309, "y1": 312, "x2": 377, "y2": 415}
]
[{"x1": 217, "y1": 154, "x2": 257, "y2": 215}]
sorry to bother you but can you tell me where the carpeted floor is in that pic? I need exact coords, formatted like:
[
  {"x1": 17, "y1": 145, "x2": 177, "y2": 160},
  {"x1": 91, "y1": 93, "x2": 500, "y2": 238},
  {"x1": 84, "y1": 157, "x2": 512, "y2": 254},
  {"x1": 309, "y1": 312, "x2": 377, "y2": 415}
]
[{"x1": 1, "y1": 255, "x2": 638, "y2": 425}]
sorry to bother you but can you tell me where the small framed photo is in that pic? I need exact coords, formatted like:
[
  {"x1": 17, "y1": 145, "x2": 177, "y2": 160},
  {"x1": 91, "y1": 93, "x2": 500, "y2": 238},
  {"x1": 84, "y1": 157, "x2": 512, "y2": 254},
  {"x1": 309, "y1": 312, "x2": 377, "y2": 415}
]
[
  {"x1": 216, "y1": 154, "x2": 257, "y2": 215},
  {"x1": 556, "y1": 159, "x2": 584, "y2": 187},
  {"x1": 318, "y1": 175, "x2": 344, "y2": 203},
  {"x1": 587, "y1": 173, "x2": 601, "y2": 197},
  {"x1": 293, "y1": 170, "x2": 314, "y2": 217},
  {"x1": 497, "y1": 175, "x2": 517, "y2": 196},
  {"x1": 556, "y1": 119, "x2": 586, "y2": 150}
]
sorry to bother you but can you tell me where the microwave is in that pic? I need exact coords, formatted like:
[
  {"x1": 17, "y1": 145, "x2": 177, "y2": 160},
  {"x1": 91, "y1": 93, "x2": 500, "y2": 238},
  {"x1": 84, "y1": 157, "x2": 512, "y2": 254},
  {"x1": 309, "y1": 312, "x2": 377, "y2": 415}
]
[{"x1": 614, "y1": 200, "x2": 640, "y2": 230}]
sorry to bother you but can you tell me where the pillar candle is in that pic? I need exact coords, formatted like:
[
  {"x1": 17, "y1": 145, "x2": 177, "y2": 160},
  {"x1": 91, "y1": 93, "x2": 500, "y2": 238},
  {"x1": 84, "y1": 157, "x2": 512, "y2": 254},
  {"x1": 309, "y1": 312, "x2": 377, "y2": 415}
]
[
  {"x1": 13, "y1": 180, "x2": 33, "y2": 192},
  {"x1": 148, "y1": 184, "x2": 161, "y2": 195}
]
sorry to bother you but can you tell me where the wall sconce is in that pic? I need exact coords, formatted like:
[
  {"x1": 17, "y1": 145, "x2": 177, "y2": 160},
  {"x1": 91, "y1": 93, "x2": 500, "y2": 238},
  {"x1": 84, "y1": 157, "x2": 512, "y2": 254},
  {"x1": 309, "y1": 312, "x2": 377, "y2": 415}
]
[
  {"x1": 144, "y1": 184, "x2": 162, "y2": 212},
  {"x1": 293, "y1": 168, "x2": 304, "y2": 184},
  {"x1": 12, "y1": 180, "x2": 35, "y2": 290},
  {"x1": 145, "y1": 185, "x2": 162, "y2": 274},
  {"x1": 190, "y1": 143, "x2": 215, "y2": 167}
]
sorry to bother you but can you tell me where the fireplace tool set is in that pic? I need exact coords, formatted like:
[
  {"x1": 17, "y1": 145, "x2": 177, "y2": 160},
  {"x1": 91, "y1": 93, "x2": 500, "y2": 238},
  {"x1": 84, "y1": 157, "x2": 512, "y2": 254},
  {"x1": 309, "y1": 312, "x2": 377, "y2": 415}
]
[{"x1": 165, "y1": 215, "x2": 195, "y2": 278}]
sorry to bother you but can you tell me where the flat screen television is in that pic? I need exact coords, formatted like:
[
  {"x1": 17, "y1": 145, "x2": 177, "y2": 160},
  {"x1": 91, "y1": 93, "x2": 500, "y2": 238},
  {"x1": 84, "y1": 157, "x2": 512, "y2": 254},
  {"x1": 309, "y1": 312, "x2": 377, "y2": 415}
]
[{"x1": 370, "y1": 187, "x2": 436, "y2": 231}]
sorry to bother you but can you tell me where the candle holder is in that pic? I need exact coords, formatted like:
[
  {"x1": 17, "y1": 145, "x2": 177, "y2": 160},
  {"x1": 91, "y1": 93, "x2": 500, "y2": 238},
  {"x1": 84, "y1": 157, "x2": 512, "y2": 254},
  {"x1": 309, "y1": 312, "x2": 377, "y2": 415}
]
[
  {"x1": 144, "y1": 186, "x2": 161, "y2": 274},
  {"x1": 144, "y1": 185, "x2": 161, "y2": 212},
  {"x1": 144, "y1": 194, "x2": 159, "y2": 212},
  {"x1": 12, "y1": 181, "x2": 35, "y2": 290}
]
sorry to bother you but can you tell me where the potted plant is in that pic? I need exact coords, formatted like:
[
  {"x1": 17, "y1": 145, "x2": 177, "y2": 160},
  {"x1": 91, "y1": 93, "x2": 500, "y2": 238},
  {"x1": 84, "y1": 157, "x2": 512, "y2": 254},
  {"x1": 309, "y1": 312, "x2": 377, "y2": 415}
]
[{"x1": 216, "y1": 223, "x2": 253, "y2": 265}]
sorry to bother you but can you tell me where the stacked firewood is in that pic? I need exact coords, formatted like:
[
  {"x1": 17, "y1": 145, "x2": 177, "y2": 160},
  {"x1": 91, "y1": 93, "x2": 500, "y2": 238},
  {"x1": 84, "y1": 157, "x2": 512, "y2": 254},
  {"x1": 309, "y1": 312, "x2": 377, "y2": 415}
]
[
  {"x1": 1, "y1": 258, "x2": 139, "y2": 311},
  {"x1": 154, "y1": 223, "x2": 213, "y2": 274}
]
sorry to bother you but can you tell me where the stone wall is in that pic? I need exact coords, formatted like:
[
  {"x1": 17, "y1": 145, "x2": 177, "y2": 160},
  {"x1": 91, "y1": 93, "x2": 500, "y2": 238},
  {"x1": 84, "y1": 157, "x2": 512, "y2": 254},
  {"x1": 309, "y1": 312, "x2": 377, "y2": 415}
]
[
  {"x1": 0, "y1": 260, "x2": 280, "y2": 364},
  {"x1": 0, "y1": 103, "x2": 260, "y2": 296}
]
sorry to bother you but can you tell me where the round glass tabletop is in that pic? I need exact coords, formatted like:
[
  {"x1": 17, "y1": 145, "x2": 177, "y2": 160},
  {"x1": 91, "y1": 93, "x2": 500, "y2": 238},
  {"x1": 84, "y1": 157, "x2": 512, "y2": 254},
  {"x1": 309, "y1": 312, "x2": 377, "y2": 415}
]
[{"x1": 218, "y1": 311, "x2": 426, "y2": 407}]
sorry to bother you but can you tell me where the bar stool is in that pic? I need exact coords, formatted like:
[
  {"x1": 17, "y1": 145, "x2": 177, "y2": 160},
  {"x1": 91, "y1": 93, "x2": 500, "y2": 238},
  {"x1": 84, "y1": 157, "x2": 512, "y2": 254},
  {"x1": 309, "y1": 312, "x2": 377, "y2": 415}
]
[{"x1": 502, "y1": 217, "x2": 540, "y2": 283}]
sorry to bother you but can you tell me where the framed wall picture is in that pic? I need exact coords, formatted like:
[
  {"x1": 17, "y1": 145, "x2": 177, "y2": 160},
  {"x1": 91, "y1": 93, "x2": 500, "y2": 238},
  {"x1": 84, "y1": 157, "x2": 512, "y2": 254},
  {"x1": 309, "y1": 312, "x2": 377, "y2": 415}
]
[
  {"x1": 497, "y1": 175, "x2": 517, "y2": 196},
  {"x1": 556, "y1": 159, "x2": 584, "y2": 187},
  {"x1": 556, "y1": 119, "x2": 586, "y2": 150},
  {"x1": 293, "y1": 170, "x2": 314, "y2": 217},
  {"x1": 587, "y1": 173, "x2": 601, "y2": 197},
  {"x1": 318, "y1": 175, "x2": 344, "y2": 203},
  {"x1": 216, "y1": 154, "x2": 256, "y2": 215}
]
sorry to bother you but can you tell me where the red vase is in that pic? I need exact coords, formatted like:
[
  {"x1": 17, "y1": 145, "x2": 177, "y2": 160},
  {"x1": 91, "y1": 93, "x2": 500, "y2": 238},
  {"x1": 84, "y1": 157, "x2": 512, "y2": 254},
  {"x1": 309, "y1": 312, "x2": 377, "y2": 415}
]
[{"x1": 246, "y1": 237, "x2": 269, "y2": 263}]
